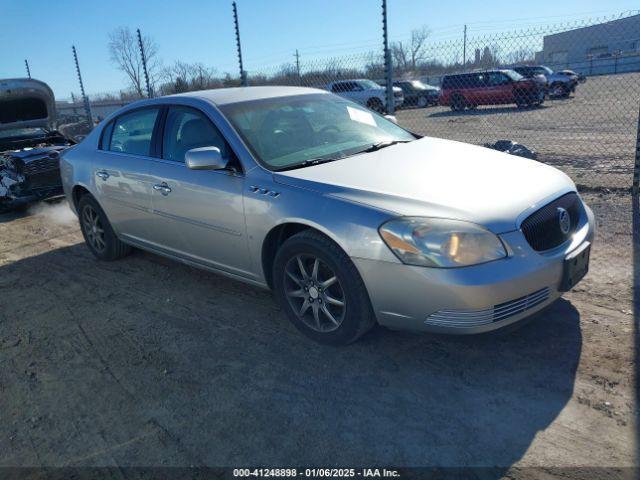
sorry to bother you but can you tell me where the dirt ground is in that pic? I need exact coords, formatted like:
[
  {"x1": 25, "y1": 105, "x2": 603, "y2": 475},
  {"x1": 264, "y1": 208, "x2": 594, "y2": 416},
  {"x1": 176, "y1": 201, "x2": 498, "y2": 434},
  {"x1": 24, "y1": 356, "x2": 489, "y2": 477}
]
[
  {"x1": 0, "y1": 192, "x2": 636, "y2": 477},
  {"x1": 396, "y1": 72, "x2": 640, "y2": 190}
]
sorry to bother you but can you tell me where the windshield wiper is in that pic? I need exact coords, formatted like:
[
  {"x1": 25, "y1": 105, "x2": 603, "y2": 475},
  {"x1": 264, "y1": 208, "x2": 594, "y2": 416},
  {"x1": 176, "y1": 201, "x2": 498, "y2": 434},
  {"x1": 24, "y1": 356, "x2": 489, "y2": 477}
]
[
  {"x1": 275, "y1": 156, "x2": 341, "y2": 171},
  {"x1": 275, "y1": 140, "x2": 413, "y2": 171},
  {"x1": 351, "y1": 139, "x2": 413, "y2": 155}
]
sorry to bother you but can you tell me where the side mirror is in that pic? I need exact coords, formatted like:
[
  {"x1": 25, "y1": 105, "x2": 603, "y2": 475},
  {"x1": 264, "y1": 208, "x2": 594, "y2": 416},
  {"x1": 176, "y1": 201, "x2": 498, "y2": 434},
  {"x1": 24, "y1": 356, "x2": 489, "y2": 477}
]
[
  {"x1": 384, "y1": 114, "x2": 398, "y2": 124},
  {"x1": 185, "y1": 146, "x2": 228, "y2": 170}
]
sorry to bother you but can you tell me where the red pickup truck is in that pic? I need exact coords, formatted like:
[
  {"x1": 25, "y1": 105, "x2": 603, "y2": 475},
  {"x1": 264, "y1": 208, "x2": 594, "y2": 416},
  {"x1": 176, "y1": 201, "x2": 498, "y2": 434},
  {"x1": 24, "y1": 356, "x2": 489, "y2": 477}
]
[{"x1": 439, "y1": 70, "x2": 544, "y2": 111}]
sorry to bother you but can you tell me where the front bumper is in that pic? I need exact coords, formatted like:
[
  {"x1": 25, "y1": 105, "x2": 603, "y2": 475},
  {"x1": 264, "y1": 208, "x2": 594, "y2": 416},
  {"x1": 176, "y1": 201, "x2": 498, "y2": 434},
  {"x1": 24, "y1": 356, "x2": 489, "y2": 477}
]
[{"x1": 354, "y1": 205, "x2": 595, "y2": 334}]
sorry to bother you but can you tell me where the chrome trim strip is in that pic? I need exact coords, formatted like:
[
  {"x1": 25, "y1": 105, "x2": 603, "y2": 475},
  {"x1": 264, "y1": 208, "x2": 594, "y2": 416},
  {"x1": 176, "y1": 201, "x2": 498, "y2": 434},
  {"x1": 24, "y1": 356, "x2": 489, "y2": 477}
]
[{"x1": 425, "y1": 288, "x2": 550, "y2": 327}]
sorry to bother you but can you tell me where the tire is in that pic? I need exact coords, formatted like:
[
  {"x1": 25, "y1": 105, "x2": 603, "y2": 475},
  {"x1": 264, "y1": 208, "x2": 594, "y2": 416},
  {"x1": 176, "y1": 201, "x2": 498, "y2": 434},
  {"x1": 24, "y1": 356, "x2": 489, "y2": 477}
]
[
  {"x1": 77, "y1": 194, "x2": 131, "y2": 261},
  {"x1": 273, "y1": 230, "x2": 376, "y2": 345},
  {"x1": 366, "y1": 97, "x2": 385, "y2": 113},
  {"x1": 549, "y1": 82, "x2": 568, "y2": 98},
  {"x1": 515, "y1": 92, "x2": 528, "y2": 108},
  {"x1": 450, "y1": 93, "x2": 467, "y2": 111},
  {"x1": 417, "y1": 96, "x2": 428, "y2": 108},
  {"x1": 515, "y1": 90, "x2": 537, "y2": 108}
]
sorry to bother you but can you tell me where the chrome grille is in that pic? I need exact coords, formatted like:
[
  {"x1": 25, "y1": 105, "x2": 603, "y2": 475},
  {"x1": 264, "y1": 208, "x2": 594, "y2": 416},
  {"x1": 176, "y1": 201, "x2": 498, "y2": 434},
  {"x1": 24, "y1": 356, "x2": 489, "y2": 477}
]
[
  {"x1": 425, "y1": 287, "x2": 550, "y2": 328},
  {"x1": 520, "y1": 193, "x2": 582, "y2": 251}
]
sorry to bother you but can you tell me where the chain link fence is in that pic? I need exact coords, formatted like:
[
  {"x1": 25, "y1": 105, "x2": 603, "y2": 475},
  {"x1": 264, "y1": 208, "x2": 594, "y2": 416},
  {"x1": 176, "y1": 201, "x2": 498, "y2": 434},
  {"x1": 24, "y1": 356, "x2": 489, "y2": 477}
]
[
  {"x1": 71, "y1": 12, "x2": 640, "y2": 191},
  {"x1": 245, "y1": 13, "x2": 640, "y2": 191}
]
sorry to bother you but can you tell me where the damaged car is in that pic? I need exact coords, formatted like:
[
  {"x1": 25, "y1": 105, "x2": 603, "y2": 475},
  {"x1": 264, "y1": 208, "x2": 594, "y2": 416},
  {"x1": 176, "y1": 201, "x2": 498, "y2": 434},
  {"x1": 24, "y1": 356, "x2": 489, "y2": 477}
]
[{"x1": 0, "y1": 78, "x2": 77, "y2": 211}]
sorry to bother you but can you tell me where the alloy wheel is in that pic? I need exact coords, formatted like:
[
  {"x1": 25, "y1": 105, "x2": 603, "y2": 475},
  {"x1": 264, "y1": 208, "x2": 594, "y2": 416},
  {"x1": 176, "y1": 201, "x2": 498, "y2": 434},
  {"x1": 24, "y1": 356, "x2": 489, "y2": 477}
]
[
  {"x1": 82, "y1": 205, "x2": 106, "y2": 253},
  {"x1": 283, "y1": 254, "x2": 346, "y2": 332}
]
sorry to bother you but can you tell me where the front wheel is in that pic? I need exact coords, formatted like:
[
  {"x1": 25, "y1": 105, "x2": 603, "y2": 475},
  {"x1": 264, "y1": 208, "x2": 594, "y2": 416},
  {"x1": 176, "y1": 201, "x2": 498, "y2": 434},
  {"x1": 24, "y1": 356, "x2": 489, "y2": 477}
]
[
  {"x1": 273, "y1": 230, "x2": 375, "y2": 345},
  {"x1": 549, "y1": 82, "x2": 569, "y2": 98},
  {"x1": 417, "y1": 96, "x2": 428, "y2": 108}
]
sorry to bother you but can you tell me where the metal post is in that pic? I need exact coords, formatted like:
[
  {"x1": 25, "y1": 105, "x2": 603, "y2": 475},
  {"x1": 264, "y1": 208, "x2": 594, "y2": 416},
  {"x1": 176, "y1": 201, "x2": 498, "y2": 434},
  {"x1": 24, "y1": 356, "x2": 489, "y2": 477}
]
[
  {"x1": 295, "y1": 49, "x2": 301, "y2": 85},
  {"x1": 382, "y1": 0, "x2": 394, "y2": 114},
  {"x1": 634, "y1": 101, "x2": 640, "y2": 194},
  {"x1": 72, "y1": 45, "x2": 93, "y2": 125},
  {"x1": 233, "y1": 1, "x2": 247, "y2": 86},
  {"x1": 137, "y1": 28, "x2": 152, "y2": 98},
  {"x1": 463, "y1": 25, "x2": 467, "y2": 68},
  {"x1": 25, "y1": 59, "x2": 31, "y2": 78}
]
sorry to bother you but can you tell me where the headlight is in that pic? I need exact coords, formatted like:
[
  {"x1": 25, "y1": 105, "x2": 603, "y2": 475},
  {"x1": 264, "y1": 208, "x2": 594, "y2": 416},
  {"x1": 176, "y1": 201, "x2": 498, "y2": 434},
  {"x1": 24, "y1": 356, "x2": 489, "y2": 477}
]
[{"x1": 379, "y1": 217, "x2": 507, "y2": 268}]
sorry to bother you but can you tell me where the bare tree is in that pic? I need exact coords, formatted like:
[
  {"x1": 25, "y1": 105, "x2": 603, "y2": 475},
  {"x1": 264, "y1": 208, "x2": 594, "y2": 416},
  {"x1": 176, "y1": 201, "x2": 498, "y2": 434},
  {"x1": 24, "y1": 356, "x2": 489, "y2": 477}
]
[
  {"x1": 159, "y1": 61, "x2": 222, "y2": 94},
  {"x1": 506, "y1": 47, "x2": 535, "y2": 65},
  {"x1": 391, "y1": 26, "x2": 431, "y2": 72},
  {"x1": 108, "y1": 27, "x2": 161, "y2": 97}
]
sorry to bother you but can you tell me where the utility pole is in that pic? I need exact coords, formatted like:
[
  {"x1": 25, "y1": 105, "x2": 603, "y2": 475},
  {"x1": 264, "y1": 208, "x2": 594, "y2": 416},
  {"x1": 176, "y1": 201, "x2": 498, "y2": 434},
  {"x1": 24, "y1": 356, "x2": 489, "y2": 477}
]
[
  {"x1": 382, "y1": 0, "x2": 394, "y2": 114},
  {"x1": 24, "y1": 59, "x2": 31, "y2": 78},
  {"x1": 233, "y1": 1, "x2": 247, "y2": 86},
  {"x1": 463, "y1": 25, "x2": 467, "y2": 68},
  {"x1": 72, "y1": 45, "x2": 92, "y2": 125},
  {"x1": 137, "y1": 28, "x2": 152, "y2": 98},
  {"x1": 294, "y1": 49, "x2": 301, "y2": 85}
]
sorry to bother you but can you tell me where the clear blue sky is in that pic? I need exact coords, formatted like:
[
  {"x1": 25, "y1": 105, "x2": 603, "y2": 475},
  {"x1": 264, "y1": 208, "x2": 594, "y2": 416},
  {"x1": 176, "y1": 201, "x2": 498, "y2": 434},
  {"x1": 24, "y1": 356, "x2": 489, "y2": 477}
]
[{"x1": 0, "y1": 0, "x2": 637, "y2": 99}]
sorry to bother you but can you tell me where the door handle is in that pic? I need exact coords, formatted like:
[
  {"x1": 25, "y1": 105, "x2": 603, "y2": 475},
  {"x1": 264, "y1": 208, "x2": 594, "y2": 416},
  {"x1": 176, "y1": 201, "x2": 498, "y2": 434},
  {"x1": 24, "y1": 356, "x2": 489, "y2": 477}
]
[
  {"x1": 96, "y1": 170, "x2": 109, "y2": 180},
  {"x1": 153, "y1": 182, "x2": 172, "y2": 195}
]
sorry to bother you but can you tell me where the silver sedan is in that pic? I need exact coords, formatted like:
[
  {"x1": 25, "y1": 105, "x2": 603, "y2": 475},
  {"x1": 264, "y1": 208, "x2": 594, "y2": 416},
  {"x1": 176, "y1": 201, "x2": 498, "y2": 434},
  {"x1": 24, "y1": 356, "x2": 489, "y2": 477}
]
[{"x1": 61, "y1": 86, "x2": 594, "y2": 344}]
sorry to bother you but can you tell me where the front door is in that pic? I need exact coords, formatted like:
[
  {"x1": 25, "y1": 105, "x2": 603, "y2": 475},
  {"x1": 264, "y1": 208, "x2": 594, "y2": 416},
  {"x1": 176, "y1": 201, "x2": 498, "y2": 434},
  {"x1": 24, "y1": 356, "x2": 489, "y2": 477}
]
[
  {"x1": 485, "y1": 72, "x2": 512, "y2": 104},
  {"x1": 146, "y1": 105, "x2": 252, "y2": 277}
]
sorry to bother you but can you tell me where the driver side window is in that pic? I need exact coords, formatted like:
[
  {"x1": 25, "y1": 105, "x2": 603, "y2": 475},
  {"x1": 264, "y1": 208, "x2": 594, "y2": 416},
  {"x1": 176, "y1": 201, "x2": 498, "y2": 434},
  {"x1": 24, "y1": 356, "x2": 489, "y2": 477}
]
[
  {"x1": 162, "y1": 106, "x2": 235, "y2": 167},
  {"x1": 488, "y1": 73, "x2": 509, "y2": 86}
]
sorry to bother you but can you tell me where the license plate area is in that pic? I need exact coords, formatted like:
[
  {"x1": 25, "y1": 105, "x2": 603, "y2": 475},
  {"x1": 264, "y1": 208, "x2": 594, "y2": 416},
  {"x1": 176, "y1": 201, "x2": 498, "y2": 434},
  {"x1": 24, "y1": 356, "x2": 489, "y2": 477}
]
[{"x1": 560, "y1": 242, "x2": 590, "y2": 292}]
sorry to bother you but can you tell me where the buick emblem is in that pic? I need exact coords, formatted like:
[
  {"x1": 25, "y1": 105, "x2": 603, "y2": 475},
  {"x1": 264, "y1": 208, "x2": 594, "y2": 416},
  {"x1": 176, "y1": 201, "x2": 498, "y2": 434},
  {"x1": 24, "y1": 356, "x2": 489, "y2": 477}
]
[{"x1": 557, "y1": 207, "x2": 571, "y2": 235}]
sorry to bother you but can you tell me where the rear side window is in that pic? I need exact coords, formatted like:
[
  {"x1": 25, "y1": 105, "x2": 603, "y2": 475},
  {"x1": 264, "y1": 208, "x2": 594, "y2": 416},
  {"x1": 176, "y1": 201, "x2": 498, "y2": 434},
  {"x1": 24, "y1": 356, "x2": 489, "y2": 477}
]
[
  {"x1": 109, "y1": 108, "x2": 160, "y2": 156},
  {"x1": 443, "y1": 75, "x2": 466, "y2": 89}
]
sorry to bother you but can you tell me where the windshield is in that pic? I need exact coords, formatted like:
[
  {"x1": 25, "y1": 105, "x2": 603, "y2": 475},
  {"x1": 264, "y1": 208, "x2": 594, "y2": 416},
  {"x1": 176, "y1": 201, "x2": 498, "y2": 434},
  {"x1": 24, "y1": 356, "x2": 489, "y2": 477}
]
[
  {"x1": 358, "y1": 79, "x2": 381, "y2": 89},
  {"x1": 504, "y1": 70, "x2": 524, "y2": 81},
  {"x1": 220, "y1": 93, "x2": 415, "y2": 170},
  {"x1": 410, "y1": 80, "x2": 429, "y2": 90}
]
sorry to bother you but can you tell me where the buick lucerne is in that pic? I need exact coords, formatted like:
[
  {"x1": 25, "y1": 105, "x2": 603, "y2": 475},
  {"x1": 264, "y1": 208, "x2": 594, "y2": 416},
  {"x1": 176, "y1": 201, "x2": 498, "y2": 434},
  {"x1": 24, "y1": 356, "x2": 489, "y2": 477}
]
[{"x1": 61, "y1": 86, "x2": 594, "y2": 344}]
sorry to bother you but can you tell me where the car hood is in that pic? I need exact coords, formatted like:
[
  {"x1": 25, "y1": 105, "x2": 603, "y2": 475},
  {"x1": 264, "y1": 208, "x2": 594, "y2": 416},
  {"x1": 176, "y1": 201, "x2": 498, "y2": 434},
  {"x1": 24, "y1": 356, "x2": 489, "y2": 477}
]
[
  {"x1": 274, "y1": 137, "x2": 575, "y2": 233},
  {"x1": 0, "y1": 78, "x2": 57, "y2": 131}
]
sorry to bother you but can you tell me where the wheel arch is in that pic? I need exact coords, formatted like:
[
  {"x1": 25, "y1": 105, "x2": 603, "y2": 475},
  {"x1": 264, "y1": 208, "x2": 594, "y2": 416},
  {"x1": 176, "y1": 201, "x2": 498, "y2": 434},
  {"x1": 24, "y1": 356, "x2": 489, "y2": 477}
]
[
  {"x1": 71, "y1": 183, "x2": 109, "y2": 219},
  {"x1": 71, "y1": 184, "x2": 92, "y2": 210},
  {"x1": 261, "y1": 221, "x2": 349, "y2": 289}
]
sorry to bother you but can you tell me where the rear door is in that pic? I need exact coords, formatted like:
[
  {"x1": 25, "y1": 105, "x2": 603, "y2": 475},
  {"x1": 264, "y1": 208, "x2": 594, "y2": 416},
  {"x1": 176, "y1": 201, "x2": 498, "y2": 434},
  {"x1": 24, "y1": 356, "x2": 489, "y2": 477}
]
[
  {"x1": 146, "y1": 105, "x2": 252, "y2": 277},
  {"x1": 93, "y1": 107, "x2": 161, "y2": 242}
]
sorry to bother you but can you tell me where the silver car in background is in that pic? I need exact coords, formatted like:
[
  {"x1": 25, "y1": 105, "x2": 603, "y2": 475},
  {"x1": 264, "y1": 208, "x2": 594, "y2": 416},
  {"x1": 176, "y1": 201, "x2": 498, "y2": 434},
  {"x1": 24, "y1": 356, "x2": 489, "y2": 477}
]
[{"x1": 61, "y1": 86, "x2": 594, "y2": 345}]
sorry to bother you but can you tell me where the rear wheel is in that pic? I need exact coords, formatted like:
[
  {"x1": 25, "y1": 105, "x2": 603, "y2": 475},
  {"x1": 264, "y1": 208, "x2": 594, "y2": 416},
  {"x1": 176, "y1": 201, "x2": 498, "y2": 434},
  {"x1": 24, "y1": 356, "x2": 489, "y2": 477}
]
[
  {"x1": 273, "y1": 230, "x2": 375, "y2": 345},
  {"x1": 78, "y1": 195, "x2": 131, "y2": 261}
]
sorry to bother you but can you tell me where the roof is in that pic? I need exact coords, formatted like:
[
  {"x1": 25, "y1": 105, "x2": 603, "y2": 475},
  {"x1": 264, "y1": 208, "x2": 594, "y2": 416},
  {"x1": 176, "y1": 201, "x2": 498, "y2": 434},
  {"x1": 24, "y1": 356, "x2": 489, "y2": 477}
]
[{"x1": 170, "y1": 86, "x2": 328, "y2": 105}]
